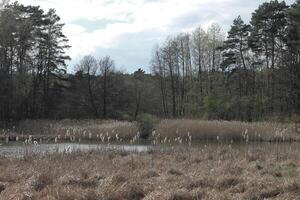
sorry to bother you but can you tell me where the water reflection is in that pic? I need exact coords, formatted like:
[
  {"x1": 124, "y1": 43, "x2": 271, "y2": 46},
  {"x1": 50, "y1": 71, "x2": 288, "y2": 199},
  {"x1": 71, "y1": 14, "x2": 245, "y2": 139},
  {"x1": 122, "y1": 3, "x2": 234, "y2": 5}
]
[{"x1": 0, "y1": 142, "x2": 150, "y2": 157}]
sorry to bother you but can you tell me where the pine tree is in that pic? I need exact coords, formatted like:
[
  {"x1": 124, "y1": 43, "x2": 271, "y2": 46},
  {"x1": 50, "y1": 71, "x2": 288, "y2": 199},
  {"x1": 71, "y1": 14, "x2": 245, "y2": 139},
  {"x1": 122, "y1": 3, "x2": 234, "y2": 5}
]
[
  {"x1": 221, "y1": 16, "x2": 250, "y2": 74},
  {"x1": 36, "y1": 9, "x2": 70, "y2": 117},
  {"x1": 249, "y1": 0, "x2": 288, "y2": 114},
  {"x1": 287, "y1": 0, "x2": 300, "y2": 114}
]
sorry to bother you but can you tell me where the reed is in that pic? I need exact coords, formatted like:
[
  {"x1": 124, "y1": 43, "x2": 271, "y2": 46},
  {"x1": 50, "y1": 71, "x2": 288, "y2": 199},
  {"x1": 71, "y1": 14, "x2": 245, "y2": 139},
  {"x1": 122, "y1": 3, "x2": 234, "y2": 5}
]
[
  {"x1": 155, "y1": 119, "x2": 298, "y2": 142},
  {"x1": 13, "y1": 119, "x2": 139, "y2": 141}
]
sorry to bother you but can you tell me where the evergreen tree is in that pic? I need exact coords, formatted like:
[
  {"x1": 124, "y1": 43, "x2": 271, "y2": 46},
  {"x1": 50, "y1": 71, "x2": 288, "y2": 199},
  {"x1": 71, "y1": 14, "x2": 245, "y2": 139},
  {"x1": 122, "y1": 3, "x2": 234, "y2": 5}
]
[
  {"x1": 249, "y1": 0, "x2": 288, "y2": 113},
  {"x1": 287, "y1": 0, "x2": 300, "y2": 114}
]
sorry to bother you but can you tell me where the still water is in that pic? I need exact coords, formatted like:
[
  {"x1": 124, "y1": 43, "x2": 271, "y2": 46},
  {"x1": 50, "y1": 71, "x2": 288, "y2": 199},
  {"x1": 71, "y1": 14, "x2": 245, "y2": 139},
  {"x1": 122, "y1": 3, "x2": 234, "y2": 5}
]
[
  {"x1": 0, "y1": 141, "x2": 298, "y2": 158},
  {"x1": 0, "y1": 142, "x2": 150, "y2": 157}
]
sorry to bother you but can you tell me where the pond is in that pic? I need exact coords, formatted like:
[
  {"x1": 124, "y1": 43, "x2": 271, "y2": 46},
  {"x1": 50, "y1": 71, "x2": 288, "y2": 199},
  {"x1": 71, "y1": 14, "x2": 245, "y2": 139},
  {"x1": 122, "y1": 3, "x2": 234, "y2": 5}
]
[
  {"x1": 0, "y1": 142, "x2": 151, "y2": 157},
  {"x1": 0, "y1": 140, "x2": 299, "y2": 158}
]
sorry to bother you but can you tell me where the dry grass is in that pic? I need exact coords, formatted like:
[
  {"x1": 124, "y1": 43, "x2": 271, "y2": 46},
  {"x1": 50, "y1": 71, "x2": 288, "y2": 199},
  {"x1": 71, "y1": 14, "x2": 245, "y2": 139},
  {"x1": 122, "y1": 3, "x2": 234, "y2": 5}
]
[
  {"x1": 0, "y1": 145, "x2": 299, "y2": 200},
  {"x1": 1, "y1": 119, "x2": 298, "y2": 143},
  {"x1": 1, "y1": 119, "x2": 139, "y2": 141},
  {"x1": 155, "y1": 119, "x2": 298, "y2": 142}
]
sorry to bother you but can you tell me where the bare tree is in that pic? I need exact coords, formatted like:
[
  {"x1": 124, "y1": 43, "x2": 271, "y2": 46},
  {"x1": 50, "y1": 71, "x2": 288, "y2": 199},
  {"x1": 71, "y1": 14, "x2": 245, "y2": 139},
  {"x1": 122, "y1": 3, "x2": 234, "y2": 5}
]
[
  {"x1": 192, "y1": 27, "x2": 208, "y2": 97},
  {"x1": 133, "y1": 68, "x2": 145, "y2": 120},
  {"x1": 151, "y1": 45, "x2": 169, "y2": 117},
  {"x1": 99, "y1": 56, "x2": 115, "y2": 119},
  {"x1": 76, "y1": 55, "x2": 99, "y2": 117},
  {"x1": 207, "y1": 23, "x2": 224, "y2": 91}
]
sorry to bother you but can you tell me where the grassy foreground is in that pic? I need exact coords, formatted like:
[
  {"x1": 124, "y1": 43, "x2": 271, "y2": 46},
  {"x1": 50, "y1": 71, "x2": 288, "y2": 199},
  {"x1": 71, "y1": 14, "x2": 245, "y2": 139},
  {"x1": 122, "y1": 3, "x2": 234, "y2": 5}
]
[{"x1": 0, "y1": 146, "x2": 299, "y2": 200}]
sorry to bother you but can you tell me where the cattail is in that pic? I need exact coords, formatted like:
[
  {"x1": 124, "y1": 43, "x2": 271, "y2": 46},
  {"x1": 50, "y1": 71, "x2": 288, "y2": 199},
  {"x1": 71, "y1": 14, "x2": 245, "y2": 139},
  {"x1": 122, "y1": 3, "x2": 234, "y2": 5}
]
[
  {"x1": 66, "y1": 129, "x2": 70, "y2": 137},
  {"x1": 179, "y1": 137, "x2": 183, "y2": 144},
  {"x1": 66, "y1": 145, "x2": 72, "y2": 153},
  {"x1": 164, "y1": 137, "x2": 167, "y2": 143},
  {"x1": 152, "y1": 130, "x2": 156, "y2": 137}
]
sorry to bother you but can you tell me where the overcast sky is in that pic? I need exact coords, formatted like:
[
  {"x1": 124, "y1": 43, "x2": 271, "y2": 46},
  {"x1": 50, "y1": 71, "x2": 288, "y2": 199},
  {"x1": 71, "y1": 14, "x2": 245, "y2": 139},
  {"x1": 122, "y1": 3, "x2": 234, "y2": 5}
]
[{"x1": 18, "y1": 0, "x2": 295, "y2": 73}]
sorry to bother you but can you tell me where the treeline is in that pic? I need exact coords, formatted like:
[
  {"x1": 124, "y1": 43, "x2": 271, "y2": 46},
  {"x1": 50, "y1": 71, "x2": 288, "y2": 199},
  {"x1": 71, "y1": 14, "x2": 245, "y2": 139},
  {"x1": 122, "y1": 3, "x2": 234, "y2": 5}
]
[
  {"x1": 151, "y1": 0, "x2": 300, "y2": 121},
  {"x1": 0, "y1": 0, "x2": 300, "y2": 124},
  {"x1": 0, "y1": 2, "x2": 70, "y2": 123}
]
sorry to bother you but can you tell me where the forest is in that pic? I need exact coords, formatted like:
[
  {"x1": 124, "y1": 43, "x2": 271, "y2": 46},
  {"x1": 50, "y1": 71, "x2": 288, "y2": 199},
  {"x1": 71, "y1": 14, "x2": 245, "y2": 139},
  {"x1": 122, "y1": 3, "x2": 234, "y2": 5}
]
[{"x1": 0, "y1": 0, "x2": 300, "y2": 124}]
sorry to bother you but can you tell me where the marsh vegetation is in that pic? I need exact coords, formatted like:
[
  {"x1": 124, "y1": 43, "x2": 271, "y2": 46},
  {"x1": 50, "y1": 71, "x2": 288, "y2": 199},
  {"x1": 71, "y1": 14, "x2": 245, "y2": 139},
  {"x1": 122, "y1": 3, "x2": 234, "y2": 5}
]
[
  {"x1": 1, "y1": 0, "x2": 300, "y2": 199},
  {"x1": 0, "y1": 144, "x2": 299, "y2": 200}
]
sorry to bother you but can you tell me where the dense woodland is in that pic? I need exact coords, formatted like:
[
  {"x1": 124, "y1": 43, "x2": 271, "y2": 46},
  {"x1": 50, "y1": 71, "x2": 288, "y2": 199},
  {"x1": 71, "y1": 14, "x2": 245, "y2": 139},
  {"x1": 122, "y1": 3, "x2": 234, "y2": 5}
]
[{"x1": 0, "y1": 0, "x2": 300, "y2": 124}]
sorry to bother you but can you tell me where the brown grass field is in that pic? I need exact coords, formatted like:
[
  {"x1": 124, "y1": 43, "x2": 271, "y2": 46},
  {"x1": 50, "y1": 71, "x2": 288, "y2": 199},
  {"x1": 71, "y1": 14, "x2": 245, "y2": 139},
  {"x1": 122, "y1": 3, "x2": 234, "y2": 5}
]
[{"x1": 0, "y1": 144, "x2": 299, "y2": 200}]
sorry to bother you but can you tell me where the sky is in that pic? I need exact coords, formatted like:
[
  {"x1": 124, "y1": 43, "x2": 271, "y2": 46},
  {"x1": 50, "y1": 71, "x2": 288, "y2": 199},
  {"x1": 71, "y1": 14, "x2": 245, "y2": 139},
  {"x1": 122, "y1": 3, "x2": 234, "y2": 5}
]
[{"x1": 18, "y1": 0, "x2": 295, "y2": 73}]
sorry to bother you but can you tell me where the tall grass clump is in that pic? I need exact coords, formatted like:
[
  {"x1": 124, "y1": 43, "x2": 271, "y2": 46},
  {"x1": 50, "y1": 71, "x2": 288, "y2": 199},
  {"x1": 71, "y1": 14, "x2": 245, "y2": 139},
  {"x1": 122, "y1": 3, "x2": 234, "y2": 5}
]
[
  {"x1": 137, "y1": 114, "x2": 160, "y2": 138},
  {"x1": 15, "y1": 119, "x2": 139, "y2": 141},
  {"x1": 155, "y1": 119, "x2": 297, "y2": 142}
]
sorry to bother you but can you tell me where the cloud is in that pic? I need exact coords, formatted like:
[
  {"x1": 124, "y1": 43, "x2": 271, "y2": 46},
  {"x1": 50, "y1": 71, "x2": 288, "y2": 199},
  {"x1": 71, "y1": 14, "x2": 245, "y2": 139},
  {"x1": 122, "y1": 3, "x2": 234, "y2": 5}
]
[{"x1": 17, "y1": 0, "x2": 296, "y2": 72}]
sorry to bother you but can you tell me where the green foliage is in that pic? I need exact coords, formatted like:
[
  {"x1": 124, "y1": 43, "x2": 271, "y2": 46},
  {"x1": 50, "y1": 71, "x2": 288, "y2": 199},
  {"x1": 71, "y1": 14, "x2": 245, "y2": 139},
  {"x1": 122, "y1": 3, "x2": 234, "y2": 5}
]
[
  {"x1": 119, "y1": 112, "x2": 132, "y2": 121},
  {"x1": 137, "y1": 114, "x2": 160, "y2": 138},
  {"x1": 203, "y1": 93, "x2": 230, "y2": 120},
  {"x1": 221, "y1": 16, "x2": 250, "y2": 71}
]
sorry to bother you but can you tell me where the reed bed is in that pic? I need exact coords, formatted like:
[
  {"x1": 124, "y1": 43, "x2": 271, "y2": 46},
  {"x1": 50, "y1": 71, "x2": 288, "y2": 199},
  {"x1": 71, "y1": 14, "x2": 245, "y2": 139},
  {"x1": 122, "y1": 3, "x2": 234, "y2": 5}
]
[
  {"x1": 0, "y1": 145, "x2": 299, "y2": 200},
  {"x1": 3, "y1": 119, "x2": 139, "y2": 142},
  {"x1": 1, "y1": 119, "x2": 299, "y2": 144},
  {"x1": 155, "y1": 119, "x2": 298, "y2": 142}
]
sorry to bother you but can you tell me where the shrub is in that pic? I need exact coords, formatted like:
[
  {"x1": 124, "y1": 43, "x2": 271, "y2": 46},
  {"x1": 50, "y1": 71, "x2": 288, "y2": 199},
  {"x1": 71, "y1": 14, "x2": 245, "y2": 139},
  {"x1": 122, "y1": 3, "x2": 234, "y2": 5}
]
[
  {"x1": 65, "y1": 179, "x2": 98, "y2": 189},
  {"x1": 137, "y1": 114, "x2": 160, "y2": 138},
  {"x1": 32, "y1": 173, "x2": 52, "y2": 192},
  {"x1": 168, "y1": 168, "x2": 183, "y2": 176},
  {"x1": 0, "y1": 183, "x2": 5, "y2": 193},
  {"x1": 216, "y1": 177, "x2": 240, "y2": 190},
  {"x1": 168, "y1": 191, "x2": 193, "y2": 200},
  {"x1": 126, "y1": 185, "x2": 145, "y2": 200}
]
